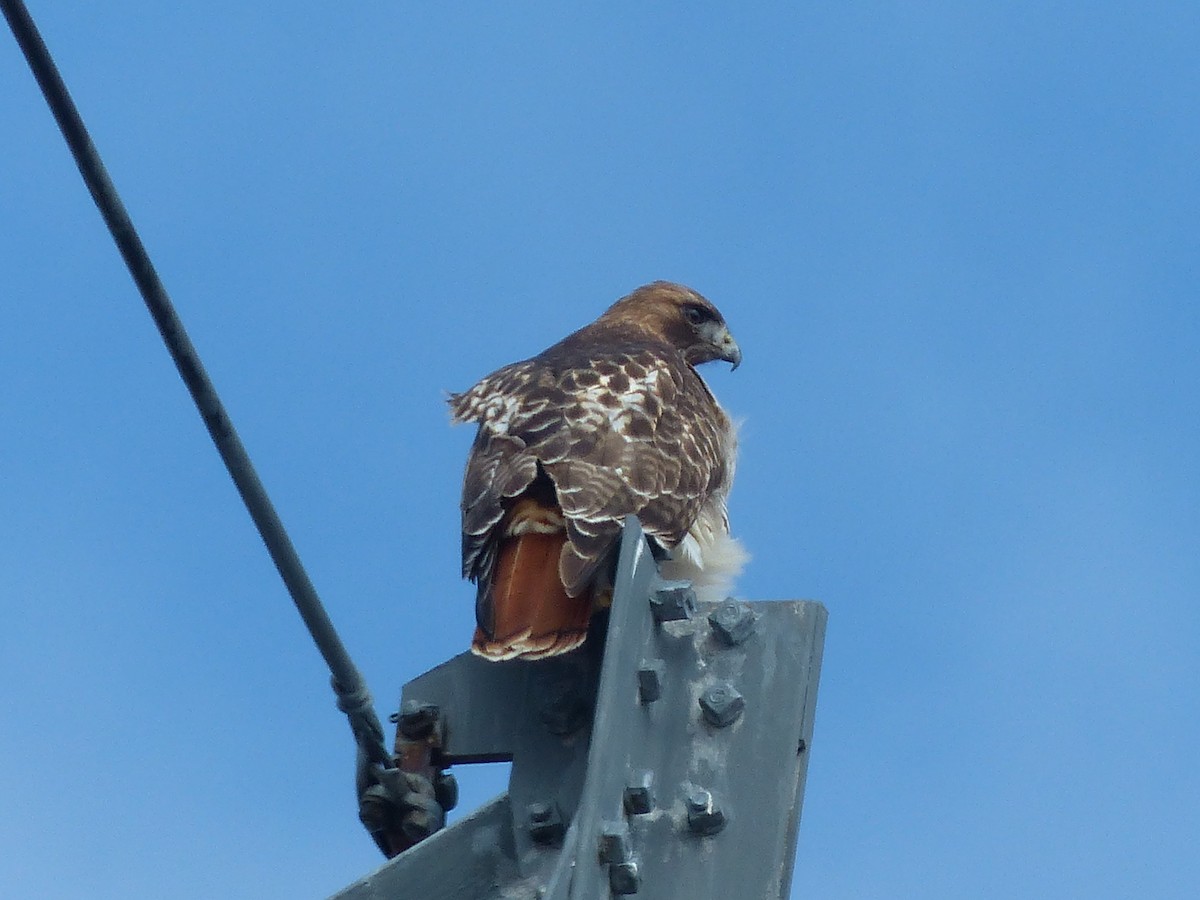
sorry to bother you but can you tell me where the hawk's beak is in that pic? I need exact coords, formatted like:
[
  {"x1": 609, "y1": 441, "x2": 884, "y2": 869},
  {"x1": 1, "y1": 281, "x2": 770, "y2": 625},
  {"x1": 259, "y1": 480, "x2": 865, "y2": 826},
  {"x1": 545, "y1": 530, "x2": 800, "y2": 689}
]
[{"x1": 719, "y1": 331, "x2": 742, "y2": 371}]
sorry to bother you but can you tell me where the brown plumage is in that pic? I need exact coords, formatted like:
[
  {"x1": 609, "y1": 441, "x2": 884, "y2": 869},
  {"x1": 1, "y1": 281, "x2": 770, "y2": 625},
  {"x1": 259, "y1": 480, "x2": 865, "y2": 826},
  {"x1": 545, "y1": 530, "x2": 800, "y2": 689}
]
[{"x1": 449, "y1": 281, "x2": 745, "y2": 661}]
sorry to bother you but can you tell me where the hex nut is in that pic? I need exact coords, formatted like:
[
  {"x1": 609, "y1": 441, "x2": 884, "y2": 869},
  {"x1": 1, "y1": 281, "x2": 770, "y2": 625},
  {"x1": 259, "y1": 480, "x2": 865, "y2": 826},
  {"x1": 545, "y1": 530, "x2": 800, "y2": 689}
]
[
  {"x1": 637, "y1": 659, "x2": 665, "y2": 703},
  {"x1": 598, "y1": 821, "x2": 632, "y2": 863},
  {"x1": 699, "y1": 683, "x2": 745, "y2": 727},
  {"x1": 649, "y1": 581, "x2": 697, "y2": 622},
  {"x1": 707, "y1": 599, "x2": 757, "y2": 646},
  {"x1": 609, "y1": 859, "x2": 641, "y2": 895},
  {"x1": 624, "y1": 771, "x2": 655, "y2": 815},
  {"x1": 527, "y1": 802, "x2": 565, "y2": 845}
]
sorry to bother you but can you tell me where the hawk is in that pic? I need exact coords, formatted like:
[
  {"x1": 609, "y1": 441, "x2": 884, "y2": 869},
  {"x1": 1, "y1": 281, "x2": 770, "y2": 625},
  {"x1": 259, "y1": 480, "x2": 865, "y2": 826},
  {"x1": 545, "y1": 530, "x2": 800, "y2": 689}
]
[{"x1": 449, "y1": 281, "x2": 746, "y2": 661}]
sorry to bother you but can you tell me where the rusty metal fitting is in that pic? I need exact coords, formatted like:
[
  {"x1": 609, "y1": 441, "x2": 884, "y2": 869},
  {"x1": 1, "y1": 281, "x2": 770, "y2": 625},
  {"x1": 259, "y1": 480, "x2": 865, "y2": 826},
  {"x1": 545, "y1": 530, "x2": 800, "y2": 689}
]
[{"x1": 395, "y1": 700, "x2": 440, "y2": 740}]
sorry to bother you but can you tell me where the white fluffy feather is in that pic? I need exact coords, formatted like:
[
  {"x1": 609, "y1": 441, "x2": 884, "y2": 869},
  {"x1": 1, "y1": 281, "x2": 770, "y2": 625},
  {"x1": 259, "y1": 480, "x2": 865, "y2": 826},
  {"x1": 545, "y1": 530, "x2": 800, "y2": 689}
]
[{"x1": 659, "y1": 500, "x2": 749, "y2": 602}]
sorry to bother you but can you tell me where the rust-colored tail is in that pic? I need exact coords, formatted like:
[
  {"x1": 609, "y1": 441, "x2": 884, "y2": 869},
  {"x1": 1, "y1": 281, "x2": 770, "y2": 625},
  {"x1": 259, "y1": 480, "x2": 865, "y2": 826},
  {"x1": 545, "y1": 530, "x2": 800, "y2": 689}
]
[{"x1": 472, "y1": 529, "x2": 591, "y2": 661}]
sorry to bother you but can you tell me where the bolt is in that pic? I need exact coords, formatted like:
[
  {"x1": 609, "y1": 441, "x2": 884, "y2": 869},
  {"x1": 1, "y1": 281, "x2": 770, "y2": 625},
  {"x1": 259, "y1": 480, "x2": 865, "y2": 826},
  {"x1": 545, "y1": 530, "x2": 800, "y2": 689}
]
[
  {"x1": 707, "y1": 599, "x2": 756, "y2": 646},
  {"x1": 609, "y1": 859, "x2": 641, "y2": 894},
  {"x1": 649, "y1": 581, "x2": 696, "y2": 622},
  {"x1": 527, "y1": 801, "x2": 565, "y2": 845},
  {"x1": 598, "y1": 821, "x2": 632, "y2": 863},
  {"x1": 637, "y1": 659, "x2": 664, "y2": 703},
  {"x1": 797, "y1": 738, "x2": 807, "y2": 754},
  {"x1": 699, "y1": 683, "x2": 745, "y2": 727},
  {"x1": 685, "y1": 788, "x2": 726, "y2": 836},
  {"x1": 685, "y1": 789, "x2": 711, "y2": 815},
  {"x1": 624, "y1": 770, "x2": 654, "y2": 815},
  {"x1": 396, "y1": 700, "x2": 439, "y2": 740}
]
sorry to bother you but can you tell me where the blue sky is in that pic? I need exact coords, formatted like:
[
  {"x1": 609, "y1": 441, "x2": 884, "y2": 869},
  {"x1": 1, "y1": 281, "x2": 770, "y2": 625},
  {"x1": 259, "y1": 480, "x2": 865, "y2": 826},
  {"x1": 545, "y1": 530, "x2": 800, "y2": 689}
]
[{"x1": 3, "y1": 3, "x2": 1198, "y2": 897}]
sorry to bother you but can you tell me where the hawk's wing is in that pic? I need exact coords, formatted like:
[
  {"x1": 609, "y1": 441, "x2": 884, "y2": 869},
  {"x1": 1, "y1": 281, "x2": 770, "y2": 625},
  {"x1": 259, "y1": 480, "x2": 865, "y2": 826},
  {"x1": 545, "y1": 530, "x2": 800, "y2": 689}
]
[{"x1": 450, "y1": 346, "x2": 733, "y2": 596}]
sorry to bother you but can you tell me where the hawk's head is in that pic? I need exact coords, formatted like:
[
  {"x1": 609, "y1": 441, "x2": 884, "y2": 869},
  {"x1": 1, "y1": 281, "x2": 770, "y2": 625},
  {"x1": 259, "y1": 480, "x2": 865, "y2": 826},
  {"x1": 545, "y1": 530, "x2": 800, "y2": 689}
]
[{"x1": 599, "y1": 281, "x2": 742, "y2": 370}]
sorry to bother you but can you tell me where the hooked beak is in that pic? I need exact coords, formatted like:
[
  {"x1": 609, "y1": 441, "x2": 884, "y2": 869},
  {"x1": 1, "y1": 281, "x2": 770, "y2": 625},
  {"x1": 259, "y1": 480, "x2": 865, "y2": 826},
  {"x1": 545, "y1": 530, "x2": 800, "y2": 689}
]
[{"x1": 718, "y1": 329, "x2": 742, "y2": 370}]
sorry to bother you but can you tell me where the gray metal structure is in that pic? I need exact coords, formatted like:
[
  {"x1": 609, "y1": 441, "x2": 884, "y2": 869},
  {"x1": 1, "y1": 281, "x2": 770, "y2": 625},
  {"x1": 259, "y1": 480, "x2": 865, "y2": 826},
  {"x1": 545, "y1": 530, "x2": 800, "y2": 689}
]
[{"x1": 336, "y1": 518, "x2": 826, "y2": 899}]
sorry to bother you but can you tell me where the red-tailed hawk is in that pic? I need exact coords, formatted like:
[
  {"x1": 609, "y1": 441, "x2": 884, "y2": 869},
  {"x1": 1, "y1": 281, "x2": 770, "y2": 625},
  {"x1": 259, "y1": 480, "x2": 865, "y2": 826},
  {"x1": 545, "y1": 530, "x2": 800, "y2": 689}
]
[{"x1": 449, "y1": 281, "x2": 746, "y2": 661}]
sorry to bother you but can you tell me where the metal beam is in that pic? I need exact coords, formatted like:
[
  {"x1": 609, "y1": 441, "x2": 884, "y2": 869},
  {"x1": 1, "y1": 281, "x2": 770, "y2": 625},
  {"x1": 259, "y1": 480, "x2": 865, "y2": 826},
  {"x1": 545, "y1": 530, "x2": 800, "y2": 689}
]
[{"x1": 333, "y1": 518, "x2": 826, "y2": 899}]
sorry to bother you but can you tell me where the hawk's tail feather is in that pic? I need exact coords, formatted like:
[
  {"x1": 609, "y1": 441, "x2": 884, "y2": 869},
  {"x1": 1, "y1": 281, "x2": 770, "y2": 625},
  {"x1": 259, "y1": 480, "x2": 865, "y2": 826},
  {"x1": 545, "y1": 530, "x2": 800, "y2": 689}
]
[
  {"x1": 471, "y1": 531, "x2": 591, "y2": 661},
  {"x1": 470, "y1": 626, "x2": 587, "y2": 661}
]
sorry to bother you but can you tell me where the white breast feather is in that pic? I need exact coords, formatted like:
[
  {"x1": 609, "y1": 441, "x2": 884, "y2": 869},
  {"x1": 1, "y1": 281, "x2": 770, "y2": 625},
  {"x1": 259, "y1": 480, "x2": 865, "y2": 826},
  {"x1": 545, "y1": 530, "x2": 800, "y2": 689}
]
[{"x1": 660, "y1": 501, "x2": 748, "y2": 602}]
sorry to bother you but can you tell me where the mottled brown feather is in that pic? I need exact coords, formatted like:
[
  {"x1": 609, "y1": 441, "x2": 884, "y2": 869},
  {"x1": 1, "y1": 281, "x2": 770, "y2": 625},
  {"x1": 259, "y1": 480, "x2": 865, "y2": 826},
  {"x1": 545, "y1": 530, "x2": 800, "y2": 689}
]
[{"x1": 451, "y1": 282, "x2": 738, "y2": 660}]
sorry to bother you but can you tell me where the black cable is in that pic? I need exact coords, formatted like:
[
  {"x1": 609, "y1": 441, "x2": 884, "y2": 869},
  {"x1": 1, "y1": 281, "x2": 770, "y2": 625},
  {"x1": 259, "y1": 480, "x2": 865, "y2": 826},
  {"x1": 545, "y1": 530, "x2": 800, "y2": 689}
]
[{"x1": 2, "y1": 0, "x2": 394, "y2": 772}]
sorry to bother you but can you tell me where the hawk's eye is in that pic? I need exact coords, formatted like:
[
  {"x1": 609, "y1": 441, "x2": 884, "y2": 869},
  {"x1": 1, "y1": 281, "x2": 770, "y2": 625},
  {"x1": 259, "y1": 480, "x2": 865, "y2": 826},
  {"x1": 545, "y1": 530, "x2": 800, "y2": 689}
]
[{"x1": 683, "y1": 305, "x2": 708, "y2": 326}]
